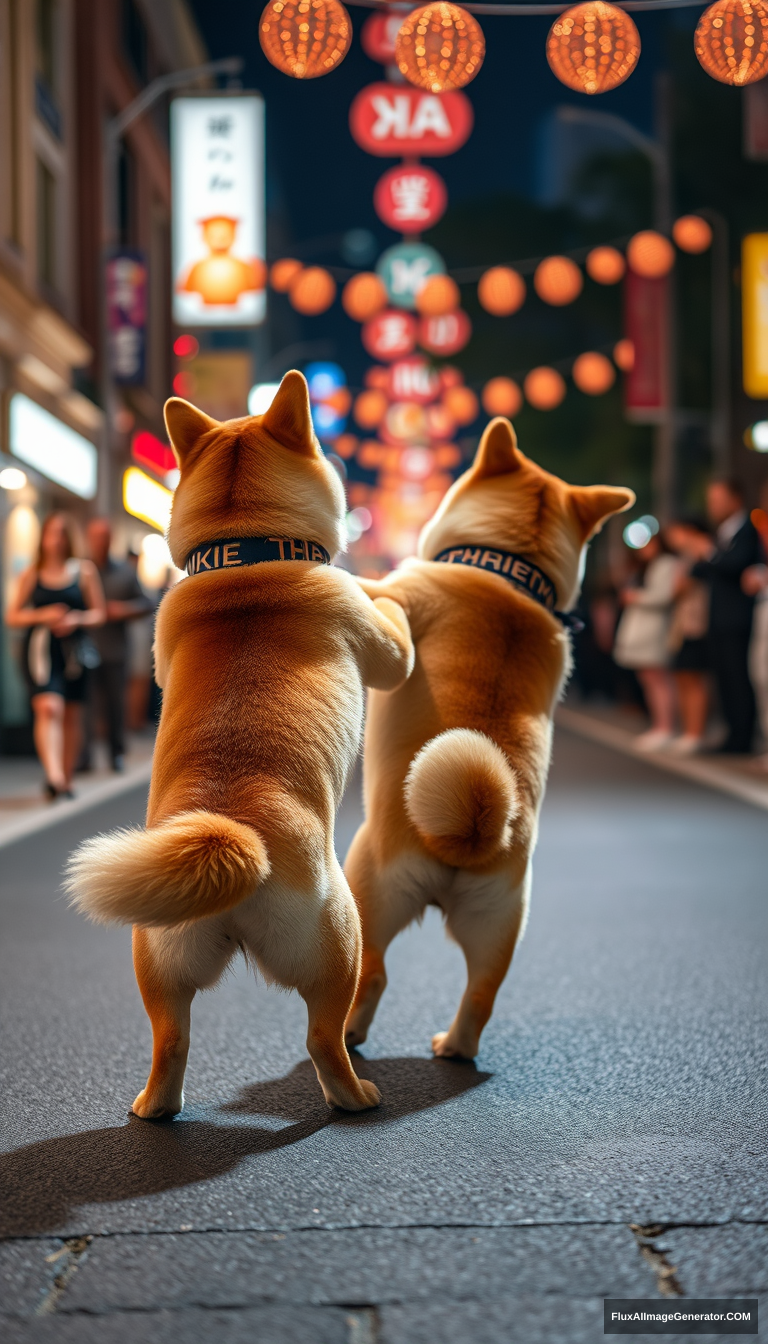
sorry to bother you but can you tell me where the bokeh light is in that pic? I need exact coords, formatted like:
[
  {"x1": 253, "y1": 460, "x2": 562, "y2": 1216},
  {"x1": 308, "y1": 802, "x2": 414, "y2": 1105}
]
[
  {"x1": 524, "y1": 366, "x2": 567, "y2": 410},
  {"x1": 534, "y1": 256, "x2": 583, "y2": 305},
  {"x1": 546, "y1": 1, "x2": 641, "y2": 94},
  {"x1": 289, "y1": 266, "x2": 337, "y2": 314},
  {"x1": 481, "y1": 377, "x2": 523, "y2": 417},
  {"x1": 415, "y1": 274, "x2": 461, "y2": 316},
  {"x1": 585, "y1": 246, "x2": 626, "y2": 284},
  {"x1": 342, "y1": 273, "x2": 388, "y2": 321},
  {"x1": 694, "y1": 0, "x2": 768, "y2": 85},
  {"x1": 626, "y1": 231, "x2": 675, "y2": 278},
  {"x1": 259, "y1": 0, "x2": 352, "y2": 79},
  {"x1": 395, "y1": 2, "x2": 486, "y2": 93},
  {"x1": 672, "y1": 215, "x2": 714, "y2": 253},
  {"x1": 572, "y1": 351, "x2": 616, "y2": 395},
  {"x1": 477, "y1": 267, "x2": 526, "y2": 316}
]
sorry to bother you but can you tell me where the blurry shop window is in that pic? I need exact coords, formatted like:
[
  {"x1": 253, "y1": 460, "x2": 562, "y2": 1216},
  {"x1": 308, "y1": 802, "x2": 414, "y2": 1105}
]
[
  {"x1": 9, "y1": 394, "x2": 98, "y2": 499},
  {"x1": 122, "y1": 0, "x2": 148, "y2": 85},
  {"x1": 35, "y1": 0, "x2": 62, "y2": 139},
  {"x1": 36, "y1": 158, "x2": 57, "y2": 290}
]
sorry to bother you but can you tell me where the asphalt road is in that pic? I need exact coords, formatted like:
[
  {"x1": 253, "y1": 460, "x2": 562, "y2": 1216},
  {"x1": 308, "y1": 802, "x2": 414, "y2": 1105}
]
[{"x1": 1, "y1": 730, "x2": 766, "y2": 1343}]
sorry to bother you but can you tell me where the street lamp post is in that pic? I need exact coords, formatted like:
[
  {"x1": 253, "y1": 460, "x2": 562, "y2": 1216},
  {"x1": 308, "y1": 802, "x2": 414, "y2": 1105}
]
[{"x1": 98, "y1": 56, "x2": 244, "y2": 515}]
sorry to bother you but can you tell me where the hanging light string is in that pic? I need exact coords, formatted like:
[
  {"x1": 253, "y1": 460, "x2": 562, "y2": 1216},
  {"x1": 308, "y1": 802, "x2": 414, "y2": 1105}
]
[{"x1": 344, "y1": 0, "x2": 708, "y2": 13}]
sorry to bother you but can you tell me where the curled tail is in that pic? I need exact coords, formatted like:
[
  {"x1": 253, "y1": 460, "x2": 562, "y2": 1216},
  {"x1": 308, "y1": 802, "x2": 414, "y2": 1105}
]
[
  {"x1": 66, "y1": 811, "x2": 270, "y2": 927},
  {"x1": 404, "y1": 729, "x2": 519, "y2": 867}
]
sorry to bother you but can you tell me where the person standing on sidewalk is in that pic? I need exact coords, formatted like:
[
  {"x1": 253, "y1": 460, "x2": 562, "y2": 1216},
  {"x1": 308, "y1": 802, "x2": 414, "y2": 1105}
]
[
  {"x1": 691, "y1": 479, "x2": 762, "y2": 755},
  {"x1": 742, "y1": 486, "x2": 768, "y2": 760},
  {"x1": 82, "y1": 519, "x2": 154, "y2": 773},
  {"x1": 613, "y1": 531, "x2": 682, "y2": 751},
  {"x1": 5, "y1": 513, "x2": 106, "y2": 798}
]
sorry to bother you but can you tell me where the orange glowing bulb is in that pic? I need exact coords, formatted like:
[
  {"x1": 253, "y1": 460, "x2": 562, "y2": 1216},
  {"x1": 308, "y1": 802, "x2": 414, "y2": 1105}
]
[
  {"x1": 342, "y1": 273, "x2": 388, "y2": 322},
  {"x1": 586, "y1": 246, "x2": 626, "y2": 285},
  {"x1": 443, "y1": 384, "x2": 479, "y2": 425},
  {"x1": 289, "y1": 266, "x2": 337, "y2": 315},
  {"x1": 481, "y1": 378, "x2": 523, "y2": 418},
  {"x1": 395, "y1": 2, "x2": 486, "y2": 93},
  {"x1": 627, "y1": 231, "x2": 675, "y2": 279},
  {"x1": 260, "y1": 0, "x2": 351, "y2": 79},
  {"x1": 547, "y1": 1, "x2": 641, "y2": 95},
  {"x1": 572, "y1": 351, "x2": 616, "y2": 395},
  {"x1": 694, "y1": 0, "x2": 768, "y2": 85},
  {"x1": 524, "y1": 367, "x2": 567, "y2": 410},
  {"x1": 477, "y1": 267, "x2": 526, "y2": 316},
  {"x1": 613, "y1": 339, "x2": 635, "y2": 372},
  {"x1": 354, "y1": 389, "x2": 389, "y2": 430},
  {"x1": 534, "y1": 256, "x2": 583, "y2": 306},
  {"x1": 672, "y1": 215, "x2": 714, "y2": 254},
  {"x1": 415, "y1": 274, "x2": 461, "y2": 317},
  {"x1": 270, "y1": 258, "x2": 303, "y2": 292}
]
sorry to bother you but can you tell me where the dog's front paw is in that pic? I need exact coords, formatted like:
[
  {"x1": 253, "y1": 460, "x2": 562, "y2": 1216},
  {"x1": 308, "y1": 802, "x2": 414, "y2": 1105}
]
[
  {"x1": 131, "y1": 1086, "x2": 183, "y2": 1120},
  {"x1": 323, "y1": 1077, "x2": 381, "y2": 1112},
  {"x1": 432, "y1": 1030, "x2": 477, "y2": 1060}
]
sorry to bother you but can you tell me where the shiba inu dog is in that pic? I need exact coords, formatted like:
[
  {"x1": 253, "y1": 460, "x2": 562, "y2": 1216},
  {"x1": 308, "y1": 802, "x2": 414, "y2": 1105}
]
[
  {"x1": 67, "y1": 371, "x2": 414, "y2": 1116},
  {"x1": 344, "y1": 417, "x2": 633, "y2": 1058}
]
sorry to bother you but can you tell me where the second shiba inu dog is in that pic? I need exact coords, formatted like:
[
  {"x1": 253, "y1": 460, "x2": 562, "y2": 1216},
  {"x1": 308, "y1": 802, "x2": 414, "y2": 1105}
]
[
  {"x1": 345, "y1": 417, "x2": 633, "y2": 1058},
  {"x1": 67, "y1": 372, "x2": 413, "y2": 1116}
]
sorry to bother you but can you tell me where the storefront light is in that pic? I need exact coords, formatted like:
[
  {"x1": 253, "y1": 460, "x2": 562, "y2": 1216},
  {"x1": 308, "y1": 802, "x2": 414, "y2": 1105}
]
[
  {"x1": 247, "y1": 382, "x2": 280, "y2": 415},
  {"x1": 0, "y1": 467, "x2": 27, "y2": 490},
  {"x1": 746, "y1": 420, "x2": 768, "y2": 451},
  {"x1": 9, "y1": 394, "x2": 97, "y2": 499},
  {"x1": 123, "y1": 466, "x2": 173, "y2": 533}
]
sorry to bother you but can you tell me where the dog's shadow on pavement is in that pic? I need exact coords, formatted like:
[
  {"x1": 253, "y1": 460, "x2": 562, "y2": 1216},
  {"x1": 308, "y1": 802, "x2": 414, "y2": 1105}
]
[{"x1": 0, "y1": 1055, "x2": 489, "y2": 1236}]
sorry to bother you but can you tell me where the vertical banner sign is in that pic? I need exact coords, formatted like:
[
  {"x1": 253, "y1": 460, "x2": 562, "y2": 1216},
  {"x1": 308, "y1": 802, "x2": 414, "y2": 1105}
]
[
  {"x1": 742, "y1": 233, "x2": 768, "y2": 398},
  {"x1": 106, "y1": 251, "x2": 147, "y2": 383},
  {"x1": 623, "y1": 270, "x2": 670, "y2": 422},
  {"x1": 171, "y1": 96, "x2": 265, "y2": 326}
]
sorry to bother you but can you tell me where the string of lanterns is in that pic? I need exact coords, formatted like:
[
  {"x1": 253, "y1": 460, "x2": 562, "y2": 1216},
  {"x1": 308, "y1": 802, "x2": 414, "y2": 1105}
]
[
  {"x1": 266, "y1": 214, "x2": 714, "y2": 320},
  {"x1": 259, "y1": 0, "x2": 768, "y2": 91}
]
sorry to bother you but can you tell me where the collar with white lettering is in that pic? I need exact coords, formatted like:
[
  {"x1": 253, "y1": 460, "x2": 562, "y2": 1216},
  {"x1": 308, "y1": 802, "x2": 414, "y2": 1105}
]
[
  {"x1": 432, "y1": 545, "x2": 583, "y2": 632},
  {"x1": 185, "y1": 535, "x2": 331, "y2": 577}
]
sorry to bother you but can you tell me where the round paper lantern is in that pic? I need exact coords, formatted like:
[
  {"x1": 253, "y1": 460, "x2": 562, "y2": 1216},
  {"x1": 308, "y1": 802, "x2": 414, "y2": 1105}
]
[
  {"x1": 613, "y1": 338, "x2": 635, "y2": 372},
  {"x1": 586, "y1": 245, "x2": 626, "y2": 284},
  {"x1": 546, "y1": 1, "x2": 641, "y2": 95},
  {"x1": 672, "y1": 215, "x2": 713, "y2": 254},
  {"x1": 334, "y1": 433, "x2": 358, "y2": 459},
  {"x1": 289, "y1": 266, "x2": 336, "y2": 314},
  {"x1": 477, "y1": 267, "x2": 526, "y2": 316},
  {"x1": 395, "y1": 2, "x2": 486, "y2": 93},
  {"x1": 415, "y1": 274, "x2": 461, "y2": 317},
  {"x1": 534, "y1": 256, "x2": 583, "y2": 306},
  {"x1": 354, "y1": 389, "x2": 388, "y2": 430},
  {"x1": 482, "y1": 377, "x2": 523, "y2": 418},
  {"x1": 443, "y1": 384, "x2": 479, "y2": 425},
  {"x1": 259, "y1": 0, "x2": 351, "y2": 79},
  {"x1": 524, "y1": 367, "x2": 567, "y2": 410},
  {"x1": 270, "y1": 258, "x2": 303, "y2": 292},
  {"x1": 626, "y1": 231, "x2": 675, "y2": 279},
  {"x1": 342, "y1": 273, "x2": 388, "y2": 321},
  {"x1": 695, "y1": 0, "x2": 768, "y2": 84},
  {"x1": 572, "y1": 351, "x2": 616, "y2": 395}
]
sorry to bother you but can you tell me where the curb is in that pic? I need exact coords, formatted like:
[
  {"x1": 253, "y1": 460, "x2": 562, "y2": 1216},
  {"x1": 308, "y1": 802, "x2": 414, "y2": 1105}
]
[{"x1": 0, "y1": 758, "x2": 153, "y2": 850}]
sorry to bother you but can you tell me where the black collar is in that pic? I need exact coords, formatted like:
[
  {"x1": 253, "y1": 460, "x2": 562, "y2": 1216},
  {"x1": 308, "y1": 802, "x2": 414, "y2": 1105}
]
[
  {"x1": 185, "y1": 535, "x2": 331, "y2": 577},
  {"x1": 432, "y1": 545, "x2": 583, "y2": 632}
]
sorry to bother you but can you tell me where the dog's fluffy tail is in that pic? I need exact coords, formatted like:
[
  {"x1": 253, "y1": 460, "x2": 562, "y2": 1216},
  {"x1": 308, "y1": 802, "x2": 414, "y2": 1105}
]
[
  {"x1": 404, "y1": 729, "x2": 519, "y2": 867},
  {"x1": 66, "y1": 811, "x2": 270, "y2": 927}
]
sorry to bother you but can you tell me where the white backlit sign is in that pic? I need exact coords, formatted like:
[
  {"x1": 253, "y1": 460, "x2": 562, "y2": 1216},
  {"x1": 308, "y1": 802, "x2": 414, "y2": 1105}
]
[
  {"x1": 9, "y1": 394, "x2": 97, "y2": 499},
  {"x1": 171, "y1": 95, "x2": 265, "y2": 327},
  {"x1": 123, "y1": 467, "x2": 173, "y2": 534}
]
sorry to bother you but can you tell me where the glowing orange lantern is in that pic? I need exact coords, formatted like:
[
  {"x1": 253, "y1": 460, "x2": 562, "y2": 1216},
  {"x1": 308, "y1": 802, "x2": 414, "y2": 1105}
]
[
  {"x1": 586, "y1": 246, "x2": 626, "y2": 284},
  {"x1": 613, "y1": 338, "x2": 635, "y2": 372},
  {"x1": 626, "y1": 231, "x2": 675, "y2": 279},
  {"x1": 572, "y1": 351, "x2": 616, "y2": 395},
  {"x1": 695, "y1": 0, "x2": 768, "y2": 84},
  {"x1": 358, "y1": 441, "x2": 386, "y2": 469},
  {"x1": 365, "y1": 366, "x2": 390, "y2": 390},
  {"x1": 259, "y1": 0, "x2": 352, "y2": 79},
  {"x1": 435, "y1": 444, "x2": 462, "y2": 468},
  {"x1": 342, "y1": 273, "x2": 388, "y2": 322},
  {"x1": 415, "y1": 274, "x2": 461, "y2": 317},
  {"x1": 481, "y1": 377, "x2": 523, "y2": 418},
  {"x1": 443, "y1": 384, "x2": 479, "y2": 425},
  {"x1": 395, "y1": 2, "x2": 485, "y2": 93},
  {"x1": 289, "y1": 266, "x2": 337, "y2": 314},
  {"x1": 672, "y1": 215, "x2": 714, "y2": 254},
  {"x1": 271, "y1": 258, "x2": 303, "y2": 292},
  {"x1": 354, "y1": 389, "x2": 388, "y2": 430},
  {"x1": 477, "y1": 267, "x2": 526, "y2": 316},
  {"x1": 524, "y1": 367, "x2": 566, "y2": 410},
  {"x1": 546, "y1": 1, "x2": 641, "y2": 94},
  {"x1": 334, "y1": 434, "x2": 358, "y2": 459},
  {"x1": 534, "y1": 256, "x2": 583, "y2": 306}
]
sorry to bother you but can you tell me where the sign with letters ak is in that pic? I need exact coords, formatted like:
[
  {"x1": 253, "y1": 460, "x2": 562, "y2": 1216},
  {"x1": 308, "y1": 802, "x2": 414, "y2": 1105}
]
[{"x1": 349, "y1": 82, "x2": 473, "y2": 157}]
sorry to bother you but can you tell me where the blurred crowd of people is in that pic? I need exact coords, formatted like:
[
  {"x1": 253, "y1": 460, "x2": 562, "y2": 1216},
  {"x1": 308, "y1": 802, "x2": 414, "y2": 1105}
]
[
  {"x1": 576, "y1": 477, "x2": 768, "y2": 762},
  {"x1": 5, "y1": 513, "x2": 162, "y2": 799}
]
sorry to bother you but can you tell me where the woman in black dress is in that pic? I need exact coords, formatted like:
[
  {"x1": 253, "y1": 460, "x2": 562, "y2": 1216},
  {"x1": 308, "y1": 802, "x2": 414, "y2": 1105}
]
[{"x1": 6, "y1": 513, "x2": 106, "y2": 798}]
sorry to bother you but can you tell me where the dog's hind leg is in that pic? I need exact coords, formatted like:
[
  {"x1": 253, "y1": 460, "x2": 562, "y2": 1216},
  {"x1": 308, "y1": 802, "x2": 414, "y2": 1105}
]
[
  {"x1": 433, "y1": 864, "x2": 530, "y2": 1060},
  {"x1": 131, "y1": 923, "x2": 233, "y2": 1119}
]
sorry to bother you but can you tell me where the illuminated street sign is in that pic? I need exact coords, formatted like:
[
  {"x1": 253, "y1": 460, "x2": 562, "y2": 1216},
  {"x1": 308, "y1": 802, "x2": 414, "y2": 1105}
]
[
  {"x1": 374, "y1": 164, "x2": 447, "y2": 233},
  {"x1": 362, "y1": 309, "x2": 418, "y2": 360},
  {"x1": 171, "y1": 95, "x2": 265, "y2": 326},
  {"x1": 361, "y1": 12, "x2": 402, "y2": 64},
  {"x1": 387, "y1": 356, "x2": 440, "y2": 404},
  {"x1": 106, "y1": 251, "x2": 147, "y2": 383},
  {"x1": 9, "y1": 394, "x2": 97, "y2": 499},
  {"x1": 418, "y1": 310, "x2": 472, "y2": 356},
  {"x1": 349, "y1": 83, "x2": 473, "y2": 157},
  {"x1": 123, "y1": 466, "x2": 173, "y2": 533},
  {"x1": 377, "y1": 242, "x2": 445, "y2": 310},
  {"x1": 742, "y1": 232, "x2": 768, "y2": 399}
]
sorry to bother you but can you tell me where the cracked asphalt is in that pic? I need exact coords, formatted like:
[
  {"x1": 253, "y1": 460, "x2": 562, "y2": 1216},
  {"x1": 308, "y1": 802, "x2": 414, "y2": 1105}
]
[{"x1": 1, "y1": 729, "x2": 766, "y2": 1342}]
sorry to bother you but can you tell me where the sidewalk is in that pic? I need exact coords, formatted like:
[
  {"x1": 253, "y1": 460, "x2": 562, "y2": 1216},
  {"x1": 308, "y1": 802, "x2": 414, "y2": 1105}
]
[
  {"x1": 0, "y1": 732, "x2": 154, "y2": 849},
  {"x1": 557, "y1": 696, "x2": 768, "y2": 811}
]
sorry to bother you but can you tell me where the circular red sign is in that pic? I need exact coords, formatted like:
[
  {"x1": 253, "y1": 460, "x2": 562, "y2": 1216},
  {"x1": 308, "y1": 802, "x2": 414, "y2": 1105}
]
[
  {"x1": 418, "y1": 309, "x2": 472, "y2": 356},
  {"x1": 374, "y1": 164, "x2": 448, "y2": 234},
  {"x1": 349, "y1": 82, "x2": 474, "y2": 158},
  {"x1": 362, "y1": 309, "x2": 418, "y2": 361},
  {"x1": 361, "y1": 11, "x2": 403, "y2": 64},
  {"x1": 387, "y1": 356, "x2": 441, "y2": 405}
]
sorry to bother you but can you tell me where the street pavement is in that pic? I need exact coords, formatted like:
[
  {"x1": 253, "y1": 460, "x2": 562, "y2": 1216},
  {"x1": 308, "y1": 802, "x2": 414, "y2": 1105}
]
[{"x1": 1, "y1": 730, "x2": 766, "y2": 1342}]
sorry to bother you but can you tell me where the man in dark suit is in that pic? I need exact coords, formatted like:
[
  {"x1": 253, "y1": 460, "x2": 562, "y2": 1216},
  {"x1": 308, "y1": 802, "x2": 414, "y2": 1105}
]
[{"x1": 692, "y1": 479, "x2": 762, "y2": 753}]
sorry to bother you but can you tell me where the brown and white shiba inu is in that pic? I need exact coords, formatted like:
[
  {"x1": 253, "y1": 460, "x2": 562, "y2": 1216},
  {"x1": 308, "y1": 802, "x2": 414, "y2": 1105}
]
[
  {"x1": 66, "y1": 371, "x2": 413, "y2": 1116},
  {"x1": 344, "y1": 417, "x2": 633, "y2": 1059}
]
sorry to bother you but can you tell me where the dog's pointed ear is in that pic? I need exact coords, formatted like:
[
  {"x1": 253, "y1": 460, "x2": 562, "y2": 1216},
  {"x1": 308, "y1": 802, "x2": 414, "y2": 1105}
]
[
  {"x1": 164, "y1": 398, "x2": 219, "y2": 467},
  {"x1": 571, "y1": 485, "x2": 635, "y2": 539},
  {"x1": 473, "y1": 417, "x2": 524, "y2": 479},
  {"x1": 261, "y1": 370, "x2": 317, "y2": 457}
]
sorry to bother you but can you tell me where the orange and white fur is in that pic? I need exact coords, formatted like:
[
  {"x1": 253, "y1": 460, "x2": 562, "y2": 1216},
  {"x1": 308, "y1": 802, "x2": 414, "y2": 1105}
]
[
  {"x1": 66, "y1": 372, "x2": 413, "y2": 1116},
  {"x1": 345, "y1": 417, "x2": 633, "y2": 1059}
]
